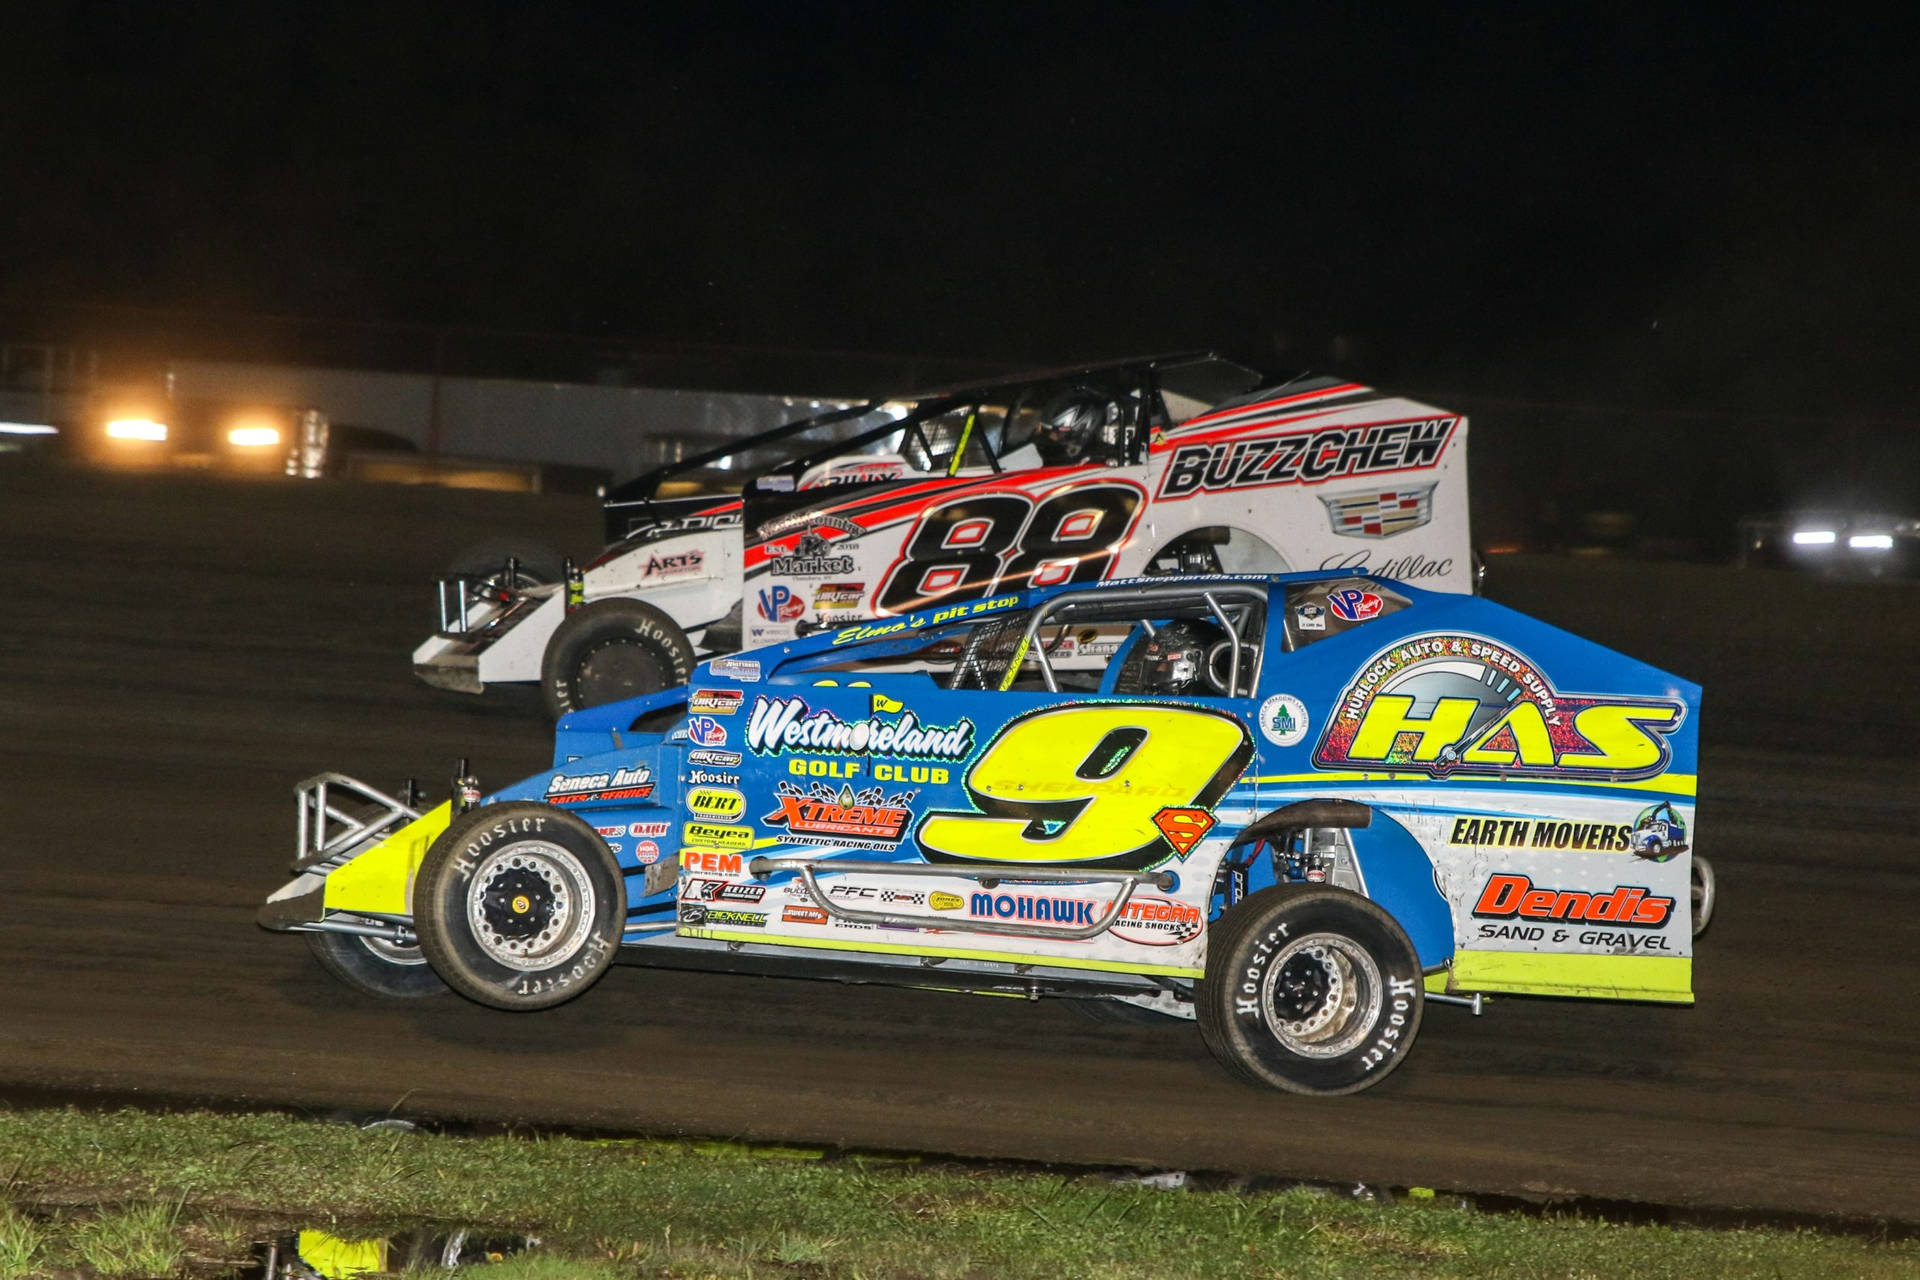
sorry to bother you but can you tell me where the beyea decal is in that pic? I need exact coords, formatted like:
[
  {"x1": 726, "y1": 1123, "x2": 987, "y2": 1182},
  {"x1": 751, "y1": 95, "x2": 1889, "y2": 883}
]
[
  {"x1": 755, "y1": 584, "x2": 806, "y2": 623},
  {"x1": 544, "y1": 764, "x2": 655, "y2": 803},
  {"x1": 1158, "y1": 416, "x2": 1457, "y2": 499},
  {"x1": 1110, "y1": 895, "x2": 1205, "y2": 946},
  {"x1": 641, "y1": 549, "x2": 704, "y2": 579},
  {"x1": 687, "y1": 748, "x2": 741, "y2": 769},
  {"x1": 1327, "y1": 588, "x2": 1383, "y2": 622},
  {"x1": 687, "y1": 786, "x2": 746, "y2": 821},
  {"x1": 1259, "y1": 693, "x2": 1310, "y2": 747},
  {"x1": 1320, "y1": 483, "x2": 1437, "y2": 539},
  {"x1": 1448, "y1": 816, "x2": 1638, "y2": 852},
  {"x1": 708, "y1": 657, "x2": 761, "y2": 683},
  {"x1": 763, "y1": 781, "x2": 916, "y2": 849},
  {"x1": 1314, "y1": 633, "x2": 1686, "y2": 781},
  {"x1": 682, "y1": 821, "x2": 753, "y2": 850},
  {"x1": 686, "y1": 878, "x2": 766, "y2": 904},
  {"x1": 1315, "y1": 549, "x2": 1455, "y2": 582},
  {"x1": 687, "y1": 716, "x2": 729, "y2": 747},
  {"x1": 745, "y1": 695, "x2": 975, "y2": 761},
  {"x1": 689, "y1": 688, "x2": 745, "y2": 714},
  {"x1": 1472, "y1": 873, "x2": 1675, "y2": 929},
  {"x1": 969, "y1": 892, "x2": 1099, "y2": 925}
]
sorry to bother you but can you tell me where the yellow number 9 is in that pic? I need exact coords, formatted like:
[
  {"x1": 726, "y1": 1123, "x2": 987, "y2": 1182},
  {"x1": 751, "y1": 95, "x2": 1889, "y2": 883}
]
[{"x1": 916, "y1": 704, "x2": 1253, "y2": 869}]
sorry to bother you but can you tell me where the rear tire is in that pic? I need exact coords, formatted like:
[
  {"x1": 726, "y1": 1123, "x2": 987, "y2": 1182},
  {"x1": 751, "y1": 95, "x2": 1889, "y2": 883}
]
[
  {"x1": 541, "y1": 598, "x2": 695, "y2": 718},
  {"x1": 306, "y1": 930, "x2": 448, "y2": 1000},
  {"x1": 1197, "y1": 886, "x2": 1424, "y2": 1095},
  {"x1": 413, "y1": 803, "x2": 625, "y2": 1010}
]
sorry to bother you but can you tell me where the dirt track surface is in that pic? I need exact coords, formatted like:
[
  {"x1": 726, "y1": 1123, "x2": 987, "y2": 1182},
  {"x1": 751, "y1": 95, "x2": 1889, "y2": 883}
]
[{"x1": 3, "y1": 464, "x2": 1917, "y2": 1222}]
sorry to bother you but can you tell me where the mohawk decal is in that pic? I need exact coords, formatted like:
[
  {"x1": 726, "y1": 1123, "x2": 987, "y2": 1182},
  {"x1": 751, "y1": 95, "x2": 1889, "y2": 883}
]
[
  {"x1": 1314, "y1": 633, "x2": 1686, "y2": 782},
  {"x1": 1158, "y1": 417, "x2": 1457, "y2": 499}
]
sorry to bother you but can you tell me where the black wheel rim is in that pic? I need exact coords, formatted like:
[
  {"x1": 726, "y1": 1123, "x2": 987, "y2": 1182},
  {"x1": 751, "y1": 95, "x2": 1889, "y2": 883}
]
[{"x1": 571, "y1": 637, "x2": 667, "y2": 708}]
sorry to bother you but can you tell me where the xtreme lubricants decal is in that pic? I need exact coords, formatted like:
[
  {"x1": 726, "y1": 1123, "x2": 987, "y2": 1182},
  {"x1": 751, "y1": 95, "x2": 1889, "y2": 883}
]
[
  {"x1": 762, "y1": 781, "x2": 917, "y2": 850},
  {"x1": 744, "y1": 695, "x2": 975, "y2": 761},
  {"x1": 1314, "y1": 634, "x2": 1686, "y2": 782},
  {"x1": 1157, "y1": 417, "x2": 1456, "y2": 499}
]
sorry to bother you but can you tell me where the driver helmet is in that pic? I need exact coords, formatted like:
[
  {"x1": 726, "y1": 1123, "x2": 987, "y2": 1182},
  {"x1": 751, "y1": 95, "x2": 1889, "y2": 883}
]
[
  {"x1": 1034, "y1": 390, "x2": 1112, "y2": 464},
  {"x1": 1138, "y1": 620, "x2": 1215, "y2": 695}
]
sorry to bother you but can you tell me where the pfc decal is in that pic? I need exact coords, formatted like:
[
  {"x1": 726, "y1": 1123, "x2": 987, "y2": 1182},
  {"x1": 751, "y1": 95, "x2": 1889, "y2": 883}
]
[
  {"x1": 682, "y1": 849, "x2": 744, "y2": 874},
  {"x1": 544, "y1": 764, "x2": 655, "y2": 803},
  {"x1": 745, "y1": 695, "x2": 975, "y2": 762},
  {"x1": 1259, "y1": 693, "x2": 1310, "y2": 747},
  {"x1": 1327, "y1": 587, "x2": 1383, "y2": 622},
  {"x1": 1448, "y1": 816, "x2": 1638, "y2": 852},
  {"x1": 763, "y1": 781, "x2": 916, "y2": 849},
  {"x1": 1631, "y1": 801, "x2": 1690, "y2": 860},
  {"x1": 1110, "y1": 896, "x2": 1205, "y2": 946},
  {"x1": 687, "y1": 786, "x2": 746, "y2": 821},
  {"x1": 1314, "y1": 633, "x2": 1686, "y2": 781},
  {"x1": 641, "y1": 549, "x2": 705, "y2": 579},
  {"x1": 1319, "y1": 483, "x2": 1437, "y2": 539},
  {"x1": 1472, "y1": 873, "x2": 1676, "y2": 929},
  {"x1": 1158, "y1": 416, "x2": 1457, "y2": 499},
  {"x1": 708, "y1": 657, "x2": 761, "y2": 682},
  {"x1": 687, "y1": 716, "x2": 729, "y2": 747},
  {"x1": 682, "y1": 821, "x2": 753, "y2": 851},
  {"x1": 755, "y1": 584, "x2": 806, "y2": 623},
  {"x1": 687, "y1": 748, "x2": 741, "y2": 768},
  {"x1": 782, "y1": 904, "x2": 829, "y2": 925},
  {"x1": 689, "y1": 688, "x2": 745, "y2": 714}
]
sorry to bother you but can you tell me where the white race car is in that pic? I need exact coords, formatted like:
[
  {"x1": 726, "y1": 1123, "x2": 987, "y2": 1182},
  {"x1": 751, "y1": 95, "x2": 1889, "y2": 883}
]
[{"x1": 413, "y1": 354, "x2": 1474, "y2": 717}]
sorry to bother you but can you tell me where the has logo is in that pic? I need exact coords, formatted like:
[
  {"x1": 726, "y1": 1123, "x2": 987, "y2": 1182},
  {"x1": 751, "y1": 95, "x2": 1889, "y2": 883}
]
[
  {"x1": 687, "y1": 716, "x2": 728, "y2": 747},
  {"x1": 544, "y1": 764, "x2": 653, "y2": 803},
  {"x1": 1158, "y1": 417, "x2": 1457, "y2": 499},
  {"x1": 764, "y1": 781, "x2": 916, "y2": 849},
  {"x1": 641, "y1": 549, "x2": 704, "y2": 579},
  {"x1": 1473, "y1": 873, "x2": 1675, "y2": 929},
  {"x1": 1327, "y1": 588, "x2": 1383, "y2": 622},
  {"x1": 756, "y1": 584, "x2": 805, "y2": 622},
  {"x1": 1319, "y1": 483, "x2": 1437, "y2": 539},
  {"x1": 689, "y1": 688, "x2": 745, "y2": 714},
  {"x1": 1151, "y1": 807, "x2": 1214, "y2": 857},
  {"x1": 1314, "y1": 633, "x2": 1687, "y2": 782}
]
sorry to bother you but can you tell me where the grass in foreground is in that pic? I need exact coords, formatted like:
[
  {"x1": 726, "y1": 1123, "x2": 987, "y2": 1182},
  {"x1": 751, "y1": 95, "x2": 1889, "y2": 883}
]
[{"x1": 0, "y1": 1107, "x2": 1913, "y2": 1278}]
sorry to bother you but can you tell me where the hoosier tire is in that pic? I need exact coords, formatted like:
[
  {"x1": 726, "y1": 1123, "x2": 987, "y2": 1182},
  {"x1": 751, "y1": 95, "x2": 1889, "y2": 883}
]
[
  {"x1": 306, "y1": 929, "x2": 449, "y2": 999},
  {"x1": 1197, "y1": 886, "x2": 1424, "y2": 1095},
  {"x1": 541, "y1": 597, "x2": 696, "y2": 718},
  {"x1": 413, "y1": 803, "x2": 625, "y2": 1011}
]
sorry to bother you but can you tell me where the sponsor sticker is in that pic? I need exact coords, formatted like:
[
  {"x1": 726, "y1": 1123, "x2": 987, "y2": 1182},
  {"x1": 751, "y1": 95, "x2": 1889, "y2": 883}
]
[
  {"x1": 1259, "y1": 694, "x2": 1311, "y2": 747},
  {"x1": 628, "y1": 820, "x2": 670, "y2": 837},
  {"x1": 1157, "y1": 416, "x2": 1457, "y2": 499},
  {"x1": 1110, "y1": 895, "x2": 1205, "y2": 946},
  {"x1": 763, "y1": 781, "x2": 915, "y2": 849},
  {"x1": 683, "y1": 821, "x2": 753, "y2": 850},
  {"x1": 544, "y1": 764, "x2": 654, "y2": 803},
  {"x1": 703, "y1": 907, "x2": 767, "y2": 929},
  {"x1": 689, "y1": 688, "x2": 744, "y2": 714},
  {"x1": 782, "y1": 904, "x2": 829, "y2": 925},
  {"x1": 687, "y1": 786, "x2": 746, "y2": 821},
  {"x1": 1472, "y1": 873, "x2": 1676, "y2": 929},
  {"x1": 709, "y1": 658, "x2": 762, "y2": 683},
  {"x1": 1320, "y1": 483, "x2": 1437, "y2": 539},
  {"x1": 928, "y1": 891, "x2": 964, "y2": 911},
  {"x1": 687, "y1": 878, "x2": 766, "y2": 904},
  {"x1": 746, "y1": 695, "x2": 974, "y2": 762},
  {"x1": 1295, "y1": 602, "x2": 1327, "y2": 631},
  {"x1": 687, "y1": 748, "x2": 741, "y2": 768},
  {"x1": 1448, "y1": 816, "x2": 1638, "y2": 852},
  {"x1": 682, "y1": 849, "x2": 744, "y2": 874},
  {"x1": 641, "y1": 549, "x2": 705, "y2": 579},
  {"x1": 687, "y1": 716, "x2": 729, "y2": 747},
  {"x1": 756, "y1": 584, "x2": 806, "y2": 622},
  {"x1": 1151, "y1": 807, "x2": 1215, "y2": 857},
  {"x1": 633, "y1": 838, "x2": 662, "y2": 864},
  {"x1": 1327, "y1": 588, "x2": 1384, "y2": 622}
]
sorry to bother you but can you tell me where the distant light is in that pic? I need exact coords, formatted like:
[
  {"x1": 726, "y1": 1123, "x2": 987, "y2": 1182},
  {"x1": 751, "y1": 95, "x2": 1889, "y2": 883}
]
[
  {"x1": 227, "y1": 425, "x2": 282, "y2": 448},
  {"x1": 106, "y1": 418, "x2": 168, "y2": 442},
  {"x1": 1791, "y1": 529, "x2": 1836, "y2": 546},
  {"x1": 1848, "y1": 533, "x2": 1894, "y2": 551},
  {"x1": 0, "y1": 422, "x2": 57, "y2": 435}
]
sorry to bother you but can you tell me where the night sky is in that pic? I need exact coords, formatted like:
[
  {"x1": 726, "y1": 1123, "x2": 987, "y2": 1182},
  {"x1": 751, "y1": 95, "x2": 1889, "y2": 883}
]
[{"x1": 3, "y1": 4, "x2": 1916, "y2": 415}]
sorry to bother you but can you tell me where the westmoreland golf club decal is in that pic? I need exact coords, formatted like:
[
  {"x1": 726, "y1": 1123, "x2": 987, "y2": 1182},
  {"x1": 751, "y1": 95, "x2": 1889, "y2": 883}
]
[{"x1": 1314, "y1": 634, "x2": 1686, "y2": 782}]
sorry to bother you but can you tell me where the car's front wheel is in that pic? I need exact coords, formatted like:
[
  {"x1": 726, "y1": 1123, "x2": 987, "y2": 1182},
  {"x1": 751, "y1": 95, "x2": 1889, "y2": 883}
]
[
  {"x1": 306, "y1": 929, "x2": 449, "y2": 1000},
  {"x1": 541, "y1": 598, "x2": 696, "y2": 718},
  {"x1": 413, "y1": 803, "x2": 625, "y2": 1010},
  {"x1": 1196, "y1": 886, "x2": 1424, "y2": 1095}
]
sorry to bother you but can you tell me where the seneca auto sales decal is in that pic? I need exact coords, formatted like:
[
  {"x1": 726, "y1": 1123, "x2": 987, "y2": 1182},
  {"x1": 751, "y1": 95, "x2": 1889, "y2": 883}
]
[
  {"x1": 1314, "y1": 634, "x2": 1685, "y2": 782},
  {"x1": 544, "y1": 764, "x2": 654, "y2": 803}
]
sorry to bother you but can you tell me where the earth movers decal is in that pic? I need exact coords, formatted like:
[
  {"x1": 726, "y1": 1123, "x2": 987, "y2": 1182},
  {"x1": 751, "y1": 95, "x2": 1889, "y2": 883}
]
[{"x1": 1314, "y1": 634, "x2": 1686, "y2": 782}]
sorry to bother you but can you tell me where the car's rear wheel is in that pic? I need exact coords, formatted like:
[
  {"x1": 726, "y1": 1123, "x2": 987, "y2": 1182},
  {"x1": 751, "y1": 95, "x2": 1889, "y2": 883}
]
[
  {"x1": 413, "y1": 803, "x2": 625, "y2": 1010},
  {"x1": 541, "y1": 598, "x2": 695, "y2": 718},
  {"x1": 1691, "y1": 855, "x2": 1716, "y2": 938},
  {"x1": 306, "y1": 929, "x2": 448, "y2": 999},
  {"x1": 1196, "y1": 885, "x2": 1424, "y2": 1095}
]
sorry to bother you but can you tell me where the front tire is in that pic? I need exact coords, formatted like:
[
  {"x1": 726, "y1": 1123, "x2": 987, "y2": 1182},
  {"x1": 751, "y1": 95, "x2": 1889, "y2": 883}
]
[
  {"x1": 1197, "y1": 886, "x2": 1424, "y2": 1095},
  {"x1": 413, "y1": 803, "x2": 625, "y2": 1010},
  {"x1": 541, "y1": 598, "x2": 696, "y2": 718},
  {"x1": 306, "y1": 929, "x2": 448, "y2": 999}
]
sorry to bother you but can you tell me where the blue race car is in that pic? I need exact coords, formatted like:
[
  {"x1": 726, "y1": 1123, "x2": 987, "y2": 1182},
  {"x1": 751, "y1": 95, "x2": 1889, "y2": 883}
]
[{"x1": 261, "y1": 571, "x2": 1705, "y2": 1096}]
